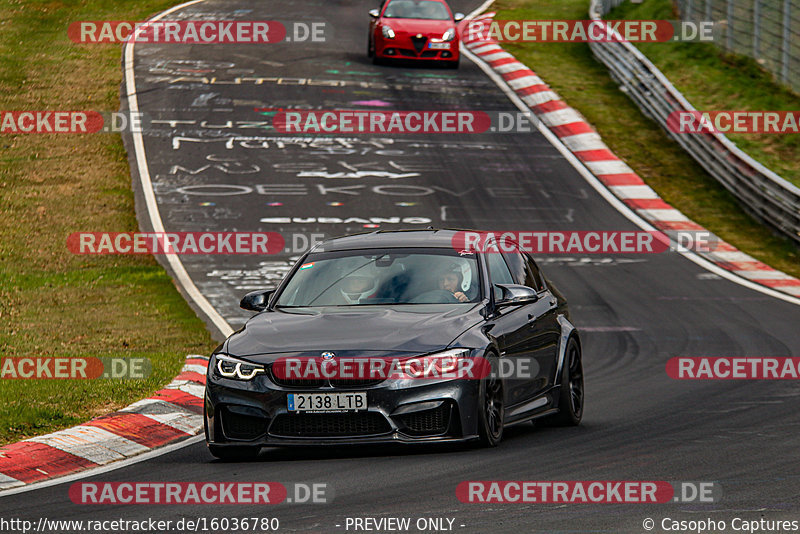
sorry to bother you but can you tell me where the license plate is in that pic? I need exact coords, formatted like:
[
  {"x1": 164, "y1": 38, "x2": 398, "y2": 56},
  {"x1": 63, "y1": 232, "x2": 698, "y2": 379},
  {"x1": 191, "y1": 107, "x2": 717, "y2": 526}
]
[
  {"x1": 428, "y1": 42, "x2": 451, "y2": 49},
  {"x1": 287, "y1": 392, "x2": 367, "y2": 413}
]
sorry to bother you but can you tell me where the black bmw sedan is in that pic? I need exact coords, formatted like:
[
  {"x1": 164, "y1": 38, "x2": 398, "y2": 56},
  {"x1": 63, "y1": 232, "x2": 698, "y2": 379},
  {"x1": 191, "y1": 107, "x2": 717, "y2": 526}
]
[{"x1": 204, "y1": 229, "x2": 583, "y2": 459}]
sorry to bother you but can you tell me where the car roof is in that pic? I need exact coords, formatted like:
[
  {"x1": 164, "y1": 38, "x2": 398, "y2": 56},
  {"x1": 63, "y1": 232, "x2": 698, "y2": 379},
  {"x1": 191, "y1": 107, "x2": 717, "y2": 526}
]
[
  {"x1": 315, "y1": 228, "x2": 467, "y2": 251},
  {"x1": 382, "y1": 0, "x2": 452, "y2": 12},
  {"x1": 385, "y1": 0, "x2": 449, "y2": 4}
]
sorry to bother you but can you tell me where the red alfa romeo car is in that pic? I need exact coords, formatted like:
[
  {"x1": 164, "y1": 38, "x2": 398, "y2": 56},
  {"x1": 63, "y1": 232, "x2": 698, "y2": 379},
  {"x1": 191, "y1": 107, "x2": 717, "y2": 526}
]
[{"x1": 368, "y1": 0, "x2": 464, "y2": 68}]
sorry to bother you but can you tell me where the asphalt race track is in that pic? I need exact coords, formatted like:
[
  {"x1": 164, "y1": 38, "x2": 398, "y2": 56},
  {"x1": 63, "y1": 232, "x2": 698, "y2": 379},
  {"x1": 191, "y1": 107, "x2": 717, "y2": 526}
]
[{"x1": 4, "y1": 0, "x2": 800, "y2": 532}]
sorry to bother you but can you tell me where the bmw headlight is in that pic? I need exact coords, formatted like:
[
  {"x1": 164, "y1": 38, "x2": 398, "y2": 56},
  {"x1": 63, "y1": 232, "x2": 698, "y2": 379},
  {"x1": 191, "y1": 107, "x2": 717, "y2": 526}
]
[
  {"x1": 382, "y1": 25, "x2": 396, "y2": 39},
  {"x1": 424, "y1": 348, "x2": 470, "y2": 374},
  {"x1": 213, "y1": 354, "x2": 265, "y2": 381},
  {"x1": 399, "y1": 348, "x2": 477, "y2": 379},
  {"x1": 441, "y1": 28, "x2": 456, "y2": 41}
]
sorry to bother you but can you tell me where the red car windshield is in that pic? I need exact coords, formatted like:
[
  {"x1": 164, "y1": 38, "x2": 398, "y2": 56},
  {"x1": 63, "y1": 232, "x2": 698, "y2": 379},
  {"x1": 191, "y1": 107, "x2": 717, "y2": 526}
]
[{"x1": 383, "y1": 0, "x2": 451, "y2": 20}]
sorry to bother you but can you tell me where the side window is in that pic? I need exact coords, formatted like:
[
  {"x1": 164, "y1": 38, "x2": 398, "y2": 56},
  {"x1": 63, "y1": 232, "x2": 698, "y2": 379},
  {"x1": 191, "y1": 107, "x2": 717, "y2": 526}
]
[
  {"x1": 502, "y1": 251, "x2": 528, "y2": 287},
  {"x1": 486, "y1": 253, "x2": 514, "y2": 286},
  {"x1": 523, "y1": 252, "x2": 545, "y2": 291},
  {"x1": 501, "y1": 247, "x2": 545, "y2": 291}
]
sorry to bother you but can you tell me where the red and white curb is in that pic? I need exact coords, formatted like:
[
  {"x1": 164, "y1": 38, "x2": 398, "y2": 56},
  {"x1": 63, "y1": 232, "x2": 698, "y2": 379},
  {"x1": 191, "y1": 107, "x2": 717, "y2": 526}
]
[
  {"x1": 460, "y1": 13, "x2": 800, "y2": 299},
  {"x1": 0, "y1": 355, "x2": 208, "y2": 491}
]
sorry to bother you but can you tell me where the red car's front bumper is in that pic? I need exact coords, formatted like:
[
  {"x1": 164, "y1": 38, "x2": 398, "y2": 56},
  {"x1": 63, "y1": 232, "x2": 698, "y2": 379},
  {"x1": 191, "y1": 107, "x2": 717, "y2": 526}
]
[{"x1": 374, "y1": 31, "x2": 459, "y2": 63}]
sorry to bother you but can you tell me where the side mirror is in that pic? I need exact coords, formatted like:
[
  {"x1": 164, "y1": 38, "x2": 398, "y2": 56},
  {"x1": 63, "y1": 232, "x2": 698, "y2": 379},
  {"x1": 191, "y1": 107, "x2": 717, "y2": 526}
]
[
  {"x1": 240, "y1": 290, "x2": 274, "y2": 312},
  {"x1": 369, "y1": 9, "x2": 380, "y2": 17},
  {"x1": 494, "y1": 284, "x2": 538, "y2": 307},
  {"x1": 454, "y1": 12, "x2": 465, "y2": 21}
]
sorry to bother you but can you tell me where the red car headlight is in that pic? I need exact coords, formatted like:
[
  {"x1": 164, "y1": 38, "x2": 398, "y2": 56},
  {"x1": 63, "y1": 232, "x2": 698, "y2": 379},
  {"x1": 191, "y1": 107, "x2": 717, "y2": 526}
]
[{"x1": 381, "y1": 25, "x2": 396, "y2": 39}]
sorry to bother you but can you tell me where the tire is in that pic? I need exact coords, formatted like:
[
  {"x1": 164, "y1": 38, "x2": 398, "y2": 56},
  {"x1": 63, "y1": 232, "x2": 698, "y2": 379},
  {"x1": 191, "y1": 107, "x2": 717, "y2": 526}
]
[
  {"x1": 367, "y1": 36, "x2": 374, "y2": 58},
  {"x1": 543, "y1": 337, "x2": 583, "y2": 426},
  {"x1": 207, "y1": 444, "x2": 261, "y2": 461},
  {"x1": 477, "y1": 354, "x2": 504, "y2": 447},
  {"x1": 445, "y1": 57, "x2": 459, "y2": 69}
]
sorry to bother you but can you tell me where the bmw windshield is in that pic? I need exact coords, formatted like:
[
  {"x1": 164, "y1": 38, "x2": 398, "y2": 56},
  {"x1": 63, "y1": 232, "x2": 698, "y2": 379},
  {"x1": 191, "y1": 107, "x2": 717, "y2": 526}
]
[{"x1": 276, "y1": 248, "x2": 481, "y2": 307}]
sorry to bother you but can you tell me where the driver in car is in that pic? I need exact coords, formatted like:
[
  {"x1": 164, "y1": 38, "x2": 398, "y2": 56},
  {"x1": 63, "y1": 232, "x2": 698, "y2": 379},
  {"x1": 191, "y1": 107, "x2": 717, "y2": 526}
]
[{"x1": 439, "y1": 268, "x2": 469, "y2": 302}]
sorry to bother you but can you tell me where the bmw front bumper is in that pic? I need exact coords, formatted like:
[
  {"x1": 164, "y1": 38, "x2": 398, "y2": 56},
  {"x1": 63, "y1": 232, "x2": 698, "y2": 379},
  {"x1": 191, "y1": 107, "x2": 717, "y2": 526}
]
[{"x1": 204, "y1": 370, "x2": 482, "y2": 447}]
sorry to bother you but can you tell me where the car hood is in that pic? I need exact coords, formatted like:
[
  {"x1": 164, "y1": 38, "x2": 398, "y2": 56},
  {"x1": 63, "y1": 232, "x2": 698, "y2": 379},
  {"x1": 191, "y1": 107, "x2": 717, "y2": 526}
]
[
  {"x1": 382, "y1": 18, "x2": 454, "y2": 37},
  {"x1": 224, "y1": 304, "x2": 485, "y2": 359}
]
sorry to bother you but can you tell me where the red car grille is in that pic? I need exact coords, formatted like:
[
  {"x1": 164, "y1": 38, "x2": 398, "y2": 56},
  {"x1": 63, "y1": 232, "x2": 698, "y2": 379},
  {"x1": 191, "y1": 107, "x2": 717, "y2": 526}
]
[{"x1": 410, "y1": 35, "x2": 428, "y2": 53}]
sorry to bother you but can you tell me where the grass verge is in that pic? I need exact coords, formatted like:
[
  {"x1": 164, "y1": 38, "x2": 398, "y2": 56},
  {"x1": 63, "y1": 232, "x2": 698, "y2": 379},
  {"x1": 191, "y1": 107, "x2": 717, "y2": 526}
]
[
  {"x1": 0, "y1": 0, "x2": 217, "y2": 445},
  {"x1": 611, "y1": 0, "x2": 800, "y2": 189},
  {"x1": 495, "y1": 0, "x2": 800, "y2": 278}
]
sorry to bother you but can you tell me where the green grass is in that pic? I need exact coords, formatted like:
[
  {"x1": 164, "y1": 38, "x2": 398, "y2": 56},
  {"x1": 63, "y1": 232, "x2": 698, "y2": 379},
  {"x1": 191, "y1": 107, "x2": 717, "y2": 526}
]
[
  {"x1": 495, "y1": 0, "x2": 800, "y2": 278},
  {"x1": 0, "y1": 0, "x2": 217, "y2": 444},
  {"x1": 610, "y1": 0, "x2": 800, "y2": 188}
]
